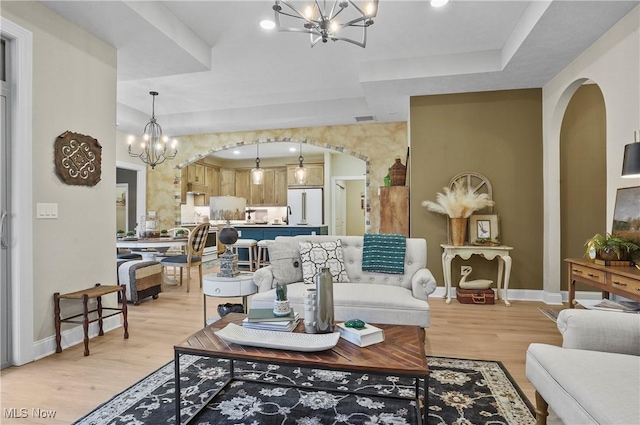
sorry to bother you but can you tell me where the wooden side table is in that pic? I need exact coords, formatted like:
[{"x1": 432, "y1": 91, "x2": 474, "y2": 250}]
[
  {"x1": 54, "y1": 283, "x2": 129, "y2": 356},
  {"x1": 202, "y1": 272, "x2": 257, "y2": 326},
  {"x1": 441, "y1": 244, "x2": 514, "y2": 306}
]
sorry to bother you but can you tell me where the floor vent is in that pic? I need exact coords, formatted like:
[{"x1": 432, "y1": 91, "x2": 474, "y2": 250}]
[{"x1": 355, "y1": 115, "x2": 375, "y2": 122}]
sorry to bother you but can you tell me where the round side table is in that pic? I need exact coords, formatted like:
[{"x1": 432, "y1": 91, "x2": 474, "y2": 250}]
[{"x1": 202, "y1": 272, "x2": 257, "y2": 326}]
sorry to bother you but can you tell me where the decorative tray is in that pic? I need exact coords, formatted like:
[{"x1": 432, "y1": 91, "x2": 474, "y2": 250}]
[
  {"x1": 121, "y1": 237, "x2": 138, "y2": 241},
  {"x1": 214, "y1": 323, "x2": 340, "y2": 352}
]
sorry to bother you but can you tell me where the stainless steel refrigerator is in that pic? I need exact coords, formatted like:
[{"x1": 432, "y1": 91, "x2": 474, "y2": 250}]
[{"x1": 287, "y1": 188, "x2": 323, "y2": 225}]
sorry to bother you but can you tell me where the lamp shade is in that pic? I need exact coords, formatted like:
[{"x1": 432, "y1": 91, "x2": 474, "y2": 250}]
[{"x1": 622, "y1": 142, "x2": 640, "y2": 178}]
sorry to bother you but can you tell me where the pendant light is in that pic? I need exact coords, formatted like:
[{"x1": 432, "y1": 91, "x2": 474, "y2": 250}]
[
  {"x1": 294, "y1": 142, "x2": 308, "y2": 185},
  {"x1": 251, "y1": 143, "x2": 264, "y2": 185},
  {"x1": 622, "y1": 130, "x2": 640, "y2": 178}
]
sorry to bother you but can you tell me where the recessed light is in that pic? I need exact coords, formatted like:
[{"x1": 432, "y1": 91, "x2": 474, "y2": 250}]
[
  {"x1": 431, "y1": 0, "x2": 449, "y2": 7},
  {"x1": 289, "y1": 147, "x2": 297, "y2": 152},
  {"x1": 233, "y1": 150, "x2": 240, "y2": 155},
  {"x1": 260, "y1": 19, "x2": 276, "y2": 30}
]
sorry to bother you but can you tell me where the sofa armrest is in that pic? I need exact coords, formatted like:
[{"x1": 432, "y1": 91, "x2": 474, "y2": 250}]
[
  {"x1": 558, "y1": 309, "x2": 640, "y2": 356},
  {"x1": 411, "y1": 268, "x2": 437, "y2": 301},
  {"x1": 253, "y1": 266, "x2": 275, "y2": 293}
]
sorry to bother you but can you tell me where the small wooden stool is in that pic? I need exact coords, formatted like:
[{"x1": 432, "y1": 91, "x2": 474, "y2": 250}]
[{"x1": 54, "y1": 283, "x2": 128, "y2": 356}]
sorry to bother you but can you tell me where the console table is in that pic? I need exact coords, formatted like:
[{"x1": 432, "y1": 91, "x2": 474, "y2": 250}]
[
  {"x1": 565, "y1": 258, "x2": 640, "y2": 307},
  {"x1": 441, "y1": 244, "x2": 513, "y2": 306}
]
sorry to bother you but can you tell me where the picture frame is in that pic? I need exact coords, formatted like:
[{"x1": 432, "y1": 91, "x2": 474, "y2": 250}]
[
  {"x1": 469, "y1": 214, "x2": 500, "y2": 245},
  {"x1": 612, "y1": 186, "x2": 640, "y2": 243}
]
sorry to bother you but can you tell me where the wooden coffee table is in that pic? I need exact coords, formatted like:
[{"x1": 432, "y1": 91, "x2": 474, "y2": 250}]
[{"x1": 174, "y1": 313, "x2": 429, "y2": 424}]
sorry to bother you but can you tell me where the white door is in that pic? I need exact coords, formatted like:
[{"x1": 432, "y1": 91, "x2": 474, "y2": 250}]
[
  {"x1": 1, "y1": 37, "x2": 11, "y2": 369},
  {"x1": 334, "y1": 182, "x2": 346, "y2": 236}
]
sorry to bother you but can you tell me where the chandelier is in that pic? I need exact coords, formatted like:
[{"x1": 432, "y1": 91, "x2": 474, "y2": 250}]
[
  {"x1": 272, "y1": 0, "x2": 378, "y2": 48},
  {"x1": 128, "y1": 91, "x2": 177, "y2": 169},
  {"x1": 251, "y1": 143, "x2": 265, "y2": 185},
  {"x1": 294, "y1": 142, "x2": 308, "y2": 184}
]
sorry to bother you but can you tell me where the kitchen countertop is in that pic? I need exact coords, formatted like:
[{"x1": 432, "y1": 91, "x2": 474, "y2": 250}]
[{"x1": 181, "y1": 222, "x2": 327, "y2": 228}]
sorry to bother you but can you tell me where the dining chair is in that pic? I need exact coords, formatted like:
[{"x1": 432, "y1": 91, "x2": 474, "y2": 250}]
[{"x1": 160, "y1": 222, "x2": 210, "y2": 292}]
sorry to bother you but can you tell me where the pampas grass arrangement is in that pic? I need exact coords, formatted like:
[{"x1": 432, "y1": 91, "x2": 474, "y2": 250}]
[{"x1": 422, "y1": 180, "x2": 495, "y2": 218}]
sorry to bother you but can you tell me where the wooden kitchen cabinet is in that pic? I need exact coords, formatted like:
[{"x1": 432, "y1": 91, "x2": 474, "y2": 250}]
[
  {"x1": 274, "y1": 168, "x2": 287, "y2": 206},
  {"x1": 209, "y1": 167, "x2": 220, "y2": 197},
  {"x1": 287, "y1": 163, "x2": 324, "y2": 187},
  {"x1": 187, "y1": 163, "x2": 207, "y2": 186},
  {"x1": 251, "y1": 169, "x2": 275, "y2": 206},
  {"x1": 220, "y1": 169, "x2": 235, "y2": 196},
  {"x1": 235, "y1": 169, "x2": 251, "y2": 202}
]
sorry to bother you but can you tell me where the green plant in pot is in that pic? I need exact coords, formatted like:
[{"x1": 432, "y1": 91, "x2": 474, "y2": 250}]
[
  {"x1": 273, "y1": 282, "x2": 291, "y2": 316},
  {"x1": 176, "y1": 229, "x2": 186, "y2": 237},
  {"x1": 116, "y1": 229, "x2": 125, "y2": 238},
  {"x1": 275, "y1": 283, "x2": 288, "y2": 301},
  {"x1": 126, "y1": 231, "x2": 135, "y2": 237},
  {"x1": 584, "y1": 233, "x2": 640, "y2": 261},
  {"x1": 160, "y1": 229, "x2": 169, "y2": 237}
]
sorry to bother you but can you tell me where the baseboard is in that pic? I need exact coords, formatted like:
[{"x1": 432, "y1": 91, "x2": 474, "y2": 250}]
[
  {"x1": 430, "y1": 286, "x2": 604, "y2": 306},
  {"x1": 33, "y1": 316, "x2": 122, "y2": 361}
]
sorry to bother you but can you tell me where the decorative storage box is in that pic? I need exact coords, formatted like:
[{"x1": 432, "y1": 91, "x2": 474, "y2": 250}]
[{"x1": 456, "y1": 287, "x2": 495, "y2": 305}]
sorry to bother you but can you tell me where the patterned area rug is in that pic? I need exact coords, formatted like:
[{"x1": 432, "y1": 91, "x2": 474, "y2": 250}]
[
  {"x1": 74, "y1": 355, "x2": 535, "y2": 425},
  {"x1": 538, "y1": 307, "x2": 564, "y2": 323}
]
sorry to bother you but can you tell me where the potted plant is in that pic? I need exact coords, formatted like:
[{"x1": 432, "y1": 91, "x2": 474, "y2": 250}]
[
  {"x1": 273, "y1": 283, "x2": 291, "y2": 316},
  {"x1": 116, "y1": 229, "x2": 126, "y2": 238},
  {"x1": 126, "y1": 231, "x2": 135, "y2": 238},
  {"x1": 175, "y1": 229, "x2": 186, "y2": 238},
  {"x1": 160, "y1": 229, "x2": 169, "y2": 237},
  {"x1": 422, "y1": 180, "x2": 494, "y2": 246},
  {"x1": 584, "y1": 233, "x2": 640, "y2": 261}
]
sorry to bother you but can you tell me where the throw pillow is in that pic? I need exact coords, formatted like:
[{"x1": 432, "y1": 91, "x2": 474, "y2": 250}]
[
  {"x1": 267, "y1": 240, "x2": 303, "y2": 286},
  {"x1": 298, "y1": 240, "x2": 349, "y2": 284},
  {"x1": 362, "y1": 233, "x2": 406, "y2": 274}
]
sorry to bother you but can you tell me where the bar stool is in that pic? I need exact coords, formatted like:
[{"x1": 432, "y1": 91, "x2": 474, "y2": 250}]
[
  {"x1": 256, "y1": 239, "x2": 270, "y2": 268},
  {"x1": 232, "y1": 239, "x2": 258, "y2": 271}
]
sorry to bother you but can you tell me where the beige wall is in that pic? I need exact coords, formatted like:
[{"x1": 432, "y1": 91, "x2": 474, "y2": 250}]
[
  {"x1": 560, "y1": 84, "x2": 607, "y2": 291},
  {"x1": 410, "y1": 89, "x2": 543, "y2": 290},
  {"x1": 345, "y1": 180, "x2": 366, "y2": 236},
  {"x1": 3, "y1": 2, "x2": 117, "y2": 342},
  {"x1": 139, "y1": 123, "x2": 407, "y2": 232}
]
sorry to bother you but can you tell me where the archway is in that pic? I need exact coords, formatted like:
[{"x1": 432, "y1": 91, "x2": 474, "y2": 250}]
[
  {"x1": 178, "y1": 138, "x2": 372, "y2": 232},
  {"x1": 559, "y1": 82, "x2": 607, "y2": 292}
]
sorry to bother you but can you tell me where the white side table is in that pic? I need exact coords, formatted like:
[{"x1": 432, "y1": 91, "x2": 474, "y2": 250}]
[
  {"x1": 440, "y1": 244, "x2": 513, "y2": 306},
  {"x1": 202, "y1": 272, "x2": 257, "y2": 326}
]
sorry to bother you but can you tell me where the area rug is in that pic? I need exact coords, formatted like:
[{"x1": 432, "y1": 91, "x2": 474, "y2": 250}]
[
  {"x1": 538, "y1": 307, "x2": 564, "y2": 323},
  {"x1": 74, "y1": 355, "x2": 535, "y2": 425}
]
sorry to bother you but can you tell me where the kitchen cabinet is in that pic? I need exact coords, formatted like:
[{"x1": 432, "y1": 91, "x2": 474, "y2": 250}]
[
  {"x1": 209, "y1": 167, "x2": 220, "y2": 197},
  {"x1": 180, "y1": 162, "x2": 219, "y2": 205},
  {"x1": 287, "y1": 163, "x2": 324, "y2": 187},
  {"x1": 274, "y1": 168, "x2": 288, "y2": 206},
  {"x1": 235, "y1": 169, "x2": 251, "y2": 202},
  {"x1": 187, "y1": 163, "x2": 207, "y2": 186},
  {"x1": 220, "y1": 169, "x2": 235, "y2": 196},
  {"x1": 251, "y1": 169, "x2": 275, "y2": 206}
]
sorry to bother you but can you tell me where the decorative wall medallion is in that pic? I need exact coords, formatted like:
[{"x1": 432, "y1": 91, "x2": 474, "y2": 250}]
[{"x1": 54, "y1": 131, "x2": 102, "y2": 186}]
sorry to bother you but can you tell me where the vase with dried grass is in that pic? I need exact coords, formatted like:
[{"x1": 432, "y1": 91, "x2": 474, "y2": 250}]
[{"x1": 422, "y1": 181, "x2": 495, "y2": 246}]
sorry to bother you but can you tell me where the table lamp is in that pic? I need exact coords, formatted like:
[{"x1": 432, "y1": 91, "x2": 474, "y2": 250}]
[{"x1": 211, "y1": 196, "x2": 246, "y2": 277}]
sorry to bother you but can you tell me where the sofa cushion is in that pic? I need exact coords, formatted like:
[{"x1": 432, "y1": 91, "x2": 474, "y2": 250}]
[
  {"x1": 362, "y1": 233, "x2": 406, "y2": 274},
  {"x1": 526, "y1": 343, "x2": 640, "y2": 425},
  {"x1": 267, "y1": 240, "x2": 303, "y2": 286},
  {"x1": 298, "y1": 240, "x2": 348, "y2": 284}
]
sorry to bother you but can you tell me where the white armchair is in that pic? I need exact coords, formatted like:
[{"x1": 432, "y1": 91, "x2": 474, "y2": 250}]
[{"x1": 526, "y1": 309, "x2": 640, "y2": 425}]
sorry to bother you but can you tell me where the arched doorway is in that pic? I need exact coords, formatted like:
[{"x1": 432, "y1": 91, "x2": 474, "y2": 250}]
[{"x1": 559, "y1": 83, "x2": 606, "y2": 292}]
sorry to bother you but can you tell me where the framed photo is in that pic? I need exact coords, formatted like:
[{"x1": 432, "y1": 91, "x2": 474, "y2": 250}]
[
  {"x1": 612, "y1": 186, "x2": 640, "y2": 243},
  {"x1": 469, "y1": 214, "x2": 500, "y2": 245}
]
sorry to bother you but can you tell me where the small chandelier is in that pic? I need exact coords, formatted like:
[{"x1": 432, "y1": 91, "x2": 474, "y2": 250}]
[
  {"x1": 251, "y1": 143, "x2": 265, "y2": 185},
  {"x1": 294, "y1": 142, "x2": 308, "y2": 184},
  {"x1": 128, "y1": 91, "x2": 177, "y2": 169},
  {"x1": 622, "y1": 130, "x2": 640, "y2": 178},
  {"x1": 273, "y1": 0, "x2": 378, "y2": 48}
]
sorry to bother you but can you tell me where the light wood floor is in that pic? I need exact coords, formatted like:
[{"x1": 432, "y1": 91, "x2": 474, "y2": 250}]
[{"x1": 0, "y1": 264, "x2": 564, "y2": 425}]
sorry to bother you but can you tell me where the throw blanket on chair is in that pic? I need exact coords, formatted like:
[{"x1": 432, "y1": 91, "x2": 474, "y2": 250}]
[{"x1": 361, "y1": 233, "x2": 406, "y2": 274}]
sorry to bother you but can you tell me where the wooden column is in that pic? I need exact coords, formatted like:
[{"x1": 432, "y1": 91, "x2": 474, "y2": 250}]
[{"x1": 379, "y1": 186, "x2": 409, "y2": 236}]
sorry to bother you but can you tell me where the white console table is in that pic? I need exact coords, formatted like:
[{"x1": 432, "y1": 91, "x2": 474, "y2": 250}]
[{"x1": 440, "y1": 244, "x2": 513, "y2": 306}]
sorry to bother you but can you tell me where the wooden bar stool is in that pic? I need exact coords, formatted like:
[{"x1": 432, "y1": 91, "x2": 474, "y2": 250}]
[
  {"x1": 232, "y1": 239, "x2": 258, "y2": 271},
  {"x1": 257, "y1": 239, "x2": 270, "y2": 268}
]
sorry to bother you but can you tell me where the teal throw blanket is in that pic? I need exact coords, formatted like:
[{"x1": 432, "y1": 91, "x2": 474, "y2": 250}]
[{"x1": 362, "y1": 233, "x2": 406, "y2": 274}]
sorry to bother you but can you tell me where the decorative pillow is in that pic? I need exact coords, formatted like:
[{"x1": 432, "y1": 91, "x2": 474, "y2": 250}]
[
  {"x1": 298, "y1": 240, "x2": 349, "y2": 284},
  {"x1": 362, "y1": 233, "x2": 406, "y2": 274},
  {"x1": 267, "y1": 240, "x2": 303, "y2": 286}
]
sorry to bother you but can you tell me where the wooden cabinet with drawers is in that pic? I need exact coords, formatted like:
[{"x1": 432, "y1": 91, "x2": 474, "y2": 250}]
[{"x1": 565, "y1": 258, "x2": 640, "y2": 306}]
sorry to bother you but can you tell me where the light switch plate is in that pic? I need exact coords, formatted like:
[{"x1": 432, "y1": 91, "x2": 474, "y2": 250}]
[{"x1": 36, "y1": 203, "x2": 58, "y2": 219}]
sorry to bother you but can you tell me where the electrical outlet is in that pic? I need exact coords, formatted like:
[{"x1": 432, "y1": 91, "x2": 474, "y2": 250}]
[
  {"x1": 461, "y1": 266, "x2": 468, "y2": 274},
  {"x1": 237, "y1": 230, "x2": 242, "y2": 237}
]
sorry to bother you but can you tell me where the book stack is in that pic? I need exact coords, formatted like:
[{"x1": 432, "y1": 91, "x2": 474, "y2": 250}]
[
  {"x1": 336, "y1": 322, "x2": 385, "y2": 347},
  {"x1": 242, "y1": 308, "x2": 300, "y2": 332}
]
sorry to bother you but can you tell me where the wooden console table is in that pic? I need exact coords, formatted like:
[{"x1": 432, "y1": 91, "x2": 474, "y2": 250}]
[
  {"x1": 565, "y1": 258, "x2": 640, "y2": 307},
  {"x1": 54, "y1": 284, "x2": 128, "y2": 356},
  {"x1": 441, "y1": 244, "x2": 513, "y2": 306}
]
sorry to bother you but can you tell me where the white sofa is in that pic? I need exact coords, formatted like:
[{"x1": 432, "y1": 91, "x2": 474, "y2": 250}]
[
  {"x1": 526, "y1": 309, "x2": 640, "y2": 425},
  {"x1": 250, "y1": 235, "x2": 437, "y2": 328}
]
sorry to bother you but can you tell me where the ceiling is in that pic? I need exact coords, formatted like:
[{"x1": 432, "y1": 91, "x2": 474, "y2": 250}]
[{"x1": 40, "y1": 0, "x2": 638, "y2": 147}]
